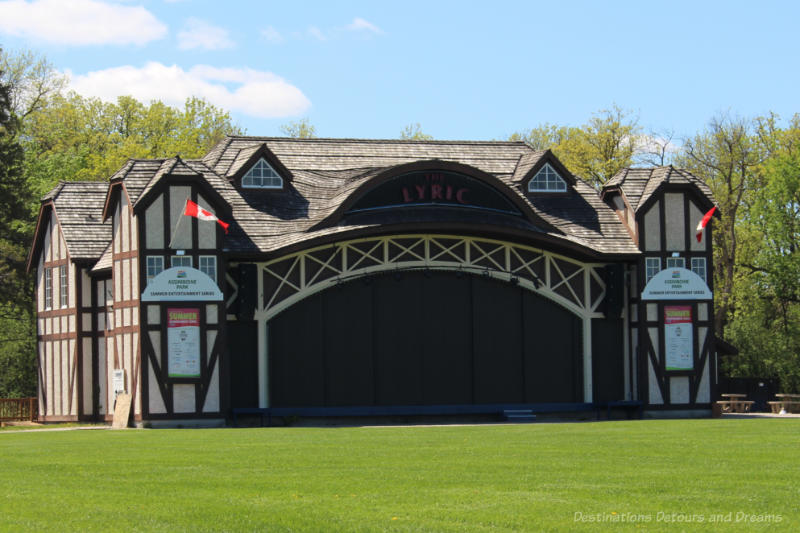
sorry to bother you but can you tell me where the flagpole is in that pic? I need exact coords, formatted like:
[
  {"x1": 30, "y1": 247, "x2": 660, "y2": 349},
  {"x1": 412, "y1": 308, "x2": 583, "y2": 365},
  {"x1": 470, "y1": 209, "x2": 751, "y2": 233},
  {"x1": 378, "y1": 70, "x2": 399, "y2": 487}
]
[{"x1": 168, "y1": 196, "x2": 191, "y2": 249}]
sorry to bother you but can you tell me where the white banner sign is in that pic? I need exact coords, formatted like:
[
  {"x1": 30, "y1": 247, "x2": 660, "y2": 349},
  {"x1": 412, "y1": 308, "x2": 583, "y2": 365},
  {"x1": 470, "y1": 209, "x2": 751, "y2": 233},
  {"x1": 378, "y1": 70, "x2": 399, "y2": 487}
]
[
  {"x1": 665, "y1": 305, "x2": 693, "y2": 370},
  {"x1": 142, "y1": 266, "x2": 223, "y2": 301},
  {"x1": 167, "y1": 308, "x2": 201, "y2": 378},
  {"x1": 641, "y1": 267, "x2": 712, "y2": 300}
]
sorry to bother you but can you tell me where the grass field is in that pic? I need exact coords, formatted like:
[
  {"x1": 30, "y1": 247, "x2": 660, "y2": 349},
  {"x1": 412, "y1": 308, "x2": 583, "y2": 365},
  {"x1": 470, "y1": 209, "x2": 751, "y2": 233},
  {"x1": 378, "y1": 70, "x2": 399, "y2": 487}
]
[{"x1": 1, "y1": 419, "x2": 797, "y2": 532}]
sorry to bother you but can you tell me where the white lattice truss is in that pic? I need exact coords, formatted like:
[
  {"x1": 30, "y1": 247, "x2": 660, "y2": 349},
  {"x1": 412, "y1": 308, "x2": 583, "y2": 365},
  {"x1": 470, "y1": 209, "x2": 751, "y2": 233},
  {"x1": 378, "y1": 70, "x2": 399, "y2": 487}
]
[{"x1": 227, "y1": 234, "x2": 609, "y2": 322}]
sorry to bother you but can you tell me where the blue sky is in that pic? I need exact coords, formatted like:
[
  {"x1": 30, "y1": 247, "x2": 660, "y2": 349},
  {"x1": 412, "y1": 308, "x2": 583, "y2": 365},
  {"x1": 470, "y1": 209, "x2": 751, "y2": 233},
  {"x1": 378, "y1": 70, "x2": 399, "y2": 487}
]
[{"x1": 1, "y1": 0, "x2": 799, "y2": 142}]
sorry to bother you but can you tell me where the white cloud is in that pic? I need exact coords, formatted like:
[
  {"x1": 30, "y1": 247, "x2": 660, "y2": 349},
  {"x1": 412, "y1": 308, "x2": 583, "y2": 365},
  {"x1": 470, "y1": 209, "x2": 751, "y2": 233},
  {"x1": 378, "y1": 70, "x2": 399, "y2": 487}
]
[
  {"x1": 69, "y1": 62, "x2": 311, "y2": 118},
  {"x1": 345, "y1": 17, "x2": 383, "y2": 35},
  {"x1": 635, "y1": 133, "x2": 681, "y2": 154},
  {"x1": 177, "y1": 17, "x2": 234, "y2": 50},
  {"x1": 307, "y1": 26, "x2": 326, "y2": 41},
  {"x1": 260, "y1": 26, "x2": 283, "y2": 44},
  {"x1": 0, "y1": 0, "x2": 166, "y2": 46}
]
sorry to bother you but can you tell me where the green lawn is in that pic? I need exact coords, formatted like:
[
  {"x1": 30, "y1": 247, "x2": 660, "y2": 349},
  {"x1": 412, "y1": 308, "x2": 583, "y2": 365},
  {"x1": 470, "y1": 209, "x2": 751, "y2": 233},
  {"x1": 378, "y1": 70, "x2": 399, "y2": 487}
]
[{"x1": 1, "y1": 419, "x2": 797, "y2": 532}]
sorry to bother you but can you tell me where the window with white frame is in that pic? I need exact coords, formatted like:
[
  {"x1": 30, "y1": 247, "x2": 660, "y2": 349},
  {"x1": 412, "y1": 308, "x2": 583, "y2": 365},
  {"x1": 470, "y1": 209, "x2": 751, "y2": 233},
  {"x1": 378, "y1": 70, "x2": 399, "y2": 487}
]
[
  {"x1": 146, "y1": 256, "x2": 164, "y2": 284},
  {"x1": 528, "y1": 163, "x2": 567, "y2": 192},
  {"x1": 242, "y1": 158, "x2": 283, "y2": 189},
  {"x1": 199, "y1": 256, "x2": 217, "y2": 283},
  {"x1": 691, "y1": 257, "x2": 707, "y2": 282},
  {"x1": 666, "y1": 257, "x2": 685, "y2": 269},
  {"x1": 59, "y1": 265, "x2": 68, "y2": 308},
  {"x1": 171, "y1": 256, "x2": 192, "y2": 268},
  {"x1": 645, "y1": 257, "x2": 661, "y2": 283},
  {"x1": 44, "y1": 267, "x2": 53, "y2": 310}
]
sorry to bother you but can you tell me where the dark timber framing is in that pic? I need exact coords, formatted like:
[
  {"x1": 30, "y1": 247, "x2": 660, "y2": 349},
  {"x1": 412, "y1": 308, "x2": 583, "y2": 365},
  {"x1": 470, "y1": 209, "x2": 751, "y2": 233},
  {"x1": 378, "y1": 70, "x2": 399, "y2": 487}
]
[{"x1": 27, "y1": 137, "x2": 722, "y2": 425}]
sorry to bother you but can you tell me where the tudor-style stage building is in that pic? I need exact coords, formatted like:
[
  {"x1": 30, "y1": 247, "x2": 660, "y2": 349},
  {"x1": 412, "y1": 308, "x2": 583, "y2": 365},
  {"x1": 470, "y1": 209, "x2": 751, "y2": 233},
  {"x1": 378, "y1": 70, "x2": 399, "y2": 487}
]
[{"x1": 27, "y1": 136, "x2": 719, "y2": 425}]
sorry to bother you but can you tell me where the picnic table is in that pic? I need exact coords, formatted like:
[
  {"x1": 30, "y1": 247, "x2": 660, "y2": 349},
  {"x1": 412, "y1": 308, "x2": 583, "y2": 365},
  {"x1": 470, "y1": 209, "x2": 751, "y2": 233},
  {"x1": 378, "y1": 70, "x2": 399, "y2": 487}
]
[
  {"x1": 768, "y1": 394, "x2": 800, "y2": 414},
  {"x1": 716, "y1": 393, "x2": 754, "y2": 413}
]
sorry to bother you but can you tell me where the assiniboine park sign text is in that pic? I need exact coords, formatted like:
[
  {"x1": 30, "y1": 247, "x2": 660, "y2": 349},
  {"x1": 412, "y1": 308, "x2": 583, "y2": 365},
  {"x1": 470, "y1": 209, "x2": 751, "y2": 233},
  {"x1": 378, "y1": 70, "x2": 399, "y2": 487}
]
[
  {"x1": 641, "y1": 268, "x2": 712, "y2": 300},
  {"x1": 141, "y1": 267, "x2": 223, "y2": 301}
]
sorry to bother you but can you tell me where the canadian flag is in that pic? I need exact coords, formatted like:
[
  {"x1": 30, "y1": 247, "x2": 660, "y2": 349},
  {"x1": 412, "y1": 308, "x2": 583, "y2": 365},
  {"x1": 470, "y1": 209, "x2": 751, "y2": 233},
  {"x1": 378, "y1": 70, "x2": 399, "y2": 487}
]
[
  {"x1": 695, "y1": 206, "x2": 716, "y2": 243},
  {"x1": 184, "y1": 199, "x2": 229, "y2": 233}
]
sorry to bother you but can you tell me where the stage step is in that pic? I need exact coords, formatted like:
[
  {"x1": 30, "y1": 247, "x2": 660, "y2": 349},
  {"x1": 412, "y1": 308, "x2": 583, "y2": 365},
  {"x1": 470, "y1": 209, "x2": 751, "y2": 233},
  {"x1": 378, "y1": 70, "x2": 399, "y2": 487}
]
[{"x1": 502, "y1": 409, "x2": 537, "y2": 422}]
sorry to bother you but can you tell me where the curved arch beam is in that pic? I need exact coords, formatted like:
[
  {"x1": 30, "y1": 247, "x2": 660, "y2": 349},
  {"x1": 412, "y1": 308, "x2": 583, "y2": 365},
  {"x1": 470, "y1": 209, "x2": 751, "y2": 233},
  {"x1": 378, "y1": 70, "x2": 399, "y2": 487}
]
[{"x1": 227, "y1": 234, "x2": 608, "y2": 323}]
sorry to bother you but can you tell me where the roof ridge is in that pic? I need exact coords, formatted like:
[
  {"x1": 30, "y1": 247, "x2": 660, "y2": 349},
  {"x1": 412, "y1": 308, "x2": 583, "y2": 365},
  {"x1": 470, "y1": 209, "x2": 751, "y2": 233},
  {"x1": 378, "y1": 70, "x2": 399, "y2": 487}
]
[
  {"x1": 223, "y1": 135, "x2": 529, "y2": 146},
  {"x1": 108, "y1": 158, "x2": 139, "y2": 182},
  {"x1": 619, "y1": 168, "x2": 629, "y2": 185},
  {"x1": 203, "y1": 136, "x2": 234, "y2": 167},
  {"x1": 183, "y1": 158, "x2": 216, "y2": 174},
  {"x1": 41, "y1": 181, "x2": 65, "y2": 202}
]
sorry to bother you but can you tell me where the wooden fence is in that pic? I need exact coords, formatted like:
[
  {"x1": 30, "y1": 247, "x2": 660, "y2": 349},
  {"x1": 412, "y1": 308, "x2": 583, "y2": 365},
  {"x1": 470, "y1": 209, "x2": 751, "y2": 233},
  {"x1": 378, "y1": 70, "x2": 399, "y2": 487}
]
[{"x1": 0, "y1": 398, "x2": 38, "y2": 422}]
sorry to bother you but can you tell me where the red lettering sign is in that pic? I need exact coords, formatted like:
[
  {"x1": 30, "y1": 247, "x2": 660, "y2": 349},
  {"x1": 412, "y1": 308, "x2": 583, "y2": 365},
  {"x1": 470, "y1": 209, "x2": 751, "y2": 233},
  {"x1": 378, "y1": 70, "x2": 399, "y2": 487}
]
[{"x1": 400, "y1": 179, "x2": 471, "y2": 205}]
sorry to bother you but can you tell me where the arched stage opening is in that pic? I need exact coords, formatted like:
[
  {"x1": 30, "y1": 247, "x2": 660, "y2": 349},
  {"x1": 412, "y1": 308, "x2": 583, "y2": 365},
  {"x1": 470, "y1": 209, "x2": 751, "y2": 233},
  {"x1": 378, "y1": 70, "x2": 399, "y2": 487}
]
[{"x1": 225, "y1": 234, "x2": 628, "y2": 414}]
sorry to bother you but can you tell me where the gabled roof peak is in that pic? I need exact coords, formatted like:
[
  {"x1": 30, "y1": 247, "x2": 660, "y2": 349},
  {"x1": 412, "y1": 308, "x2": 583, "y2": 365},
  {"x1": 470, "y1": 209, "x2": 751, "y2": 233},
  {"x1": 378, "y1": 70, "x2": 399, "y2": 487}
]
[{"x1": 602, "y1": 166, "x2": 715, "y2": 212}]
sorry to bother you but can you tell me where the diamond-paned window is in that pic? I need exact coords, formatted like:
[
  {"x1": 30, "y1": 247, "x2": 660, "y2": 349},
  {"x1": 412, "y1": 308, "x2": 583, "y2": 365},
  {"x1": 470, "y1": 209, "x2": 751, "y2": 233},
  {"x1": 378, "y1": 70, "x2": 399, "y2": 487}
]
[
  {"x1": 242, "y1": 158, "x2": 283, "y2": 189},
  {"x1": 528, "y1": 163, "x2": 567, "y2": 192}
]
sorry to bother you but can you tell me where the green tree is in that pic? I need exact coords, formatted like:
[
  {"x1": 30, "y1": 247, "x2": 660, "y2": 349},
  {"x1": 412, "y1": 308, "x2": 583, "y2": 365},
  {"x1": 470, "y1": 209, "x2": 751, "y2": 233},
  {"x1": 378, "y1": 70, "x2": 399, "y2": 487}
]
[
  {"x1": 722, "y1": 118, "x2": 800, "y2": 391},
  {"x1": 723, "y1": 278, "x2": 800, "y2": 392},
  {"x1": 400, "y1": 123, "x2": 433, "y2": 140},
  {"x1": 0, "y1": 55, "x2": 27, "y2": 244},
  {"x1": 0, "y1": 48, "x2": 66, "y2": 119},
  {"x1": 749, "y1": 132, "x2": 800, "y2": 307},
  {"x1": 22, "y1": 93, "x2": 242, "y2": 196},
  {"x1": 557, "y1": 105, "x2": 640, "y2": 186},
  {"x1": 677, "y1": 114, "x2": 766, "y2": 336},
  {"x1": 280, "y1": 118, "x2": 316, "y2": 138},
  {"x1": 508, "y1": 123, "x2": 570, "y2": 151},
  {"x1": 0, "y1": 50, "x2": 37, "y2": 397}
]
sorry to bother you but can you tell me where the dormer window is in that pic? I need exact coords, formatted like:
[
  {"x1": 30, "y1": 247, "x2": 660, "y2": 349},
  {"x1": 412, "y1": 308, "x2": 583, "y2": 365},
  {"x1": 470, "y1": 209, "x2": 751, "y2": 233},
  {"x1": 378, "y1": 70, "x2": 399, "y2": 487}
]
[
  {"x1": 528, "y1": 163, "x2": 567, "y2": 192},
  {"x1": 242, "y1": 158, "x2": 283, "y2": 189}
]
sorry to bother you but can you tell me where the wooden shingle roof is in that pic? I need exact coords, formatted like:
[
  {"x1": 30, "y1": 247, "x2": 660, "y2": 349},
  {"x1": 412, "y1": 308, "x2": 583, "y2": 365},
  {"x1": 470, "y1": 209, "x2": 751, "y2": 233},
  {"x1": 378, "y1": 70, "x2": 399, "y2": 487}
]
[
  {"x1": 604, "y1": 166, "x2": 716, "y2": 212},
  {"x1": 41, "y1": 136, "x2": 728, "y2": 268},
  {"x1": 48, "y1": 181, "x2": 111, "y2": 260},
  {"x1": 204, "y1": 137, "x2": 530, "y2": 177},
  {"x1": 194, "y1": 137, "x2": 641, "y2": 256}
]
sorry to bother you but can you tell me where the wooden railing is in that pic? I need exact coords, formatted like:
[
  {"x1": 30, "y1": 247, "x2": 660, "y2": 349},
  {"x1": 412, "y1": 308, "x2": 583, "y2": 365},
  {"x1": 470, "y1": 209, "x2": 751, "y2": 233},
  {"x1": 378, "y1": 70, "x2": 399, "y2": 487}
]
[{"x1": 0, "y1": 398, "x2": 38, "y2": 422}]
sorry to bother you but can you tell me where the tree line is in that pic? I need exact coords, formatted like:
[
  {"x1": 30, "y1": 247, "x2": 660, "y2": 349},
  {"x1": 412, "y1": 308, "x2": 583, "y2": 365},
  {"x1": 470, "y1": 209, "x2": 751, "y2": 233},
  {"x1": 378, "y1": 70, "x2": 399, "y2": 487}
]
[{"x1": 1, "y1": 48, "x2": 798, "y2": 396}]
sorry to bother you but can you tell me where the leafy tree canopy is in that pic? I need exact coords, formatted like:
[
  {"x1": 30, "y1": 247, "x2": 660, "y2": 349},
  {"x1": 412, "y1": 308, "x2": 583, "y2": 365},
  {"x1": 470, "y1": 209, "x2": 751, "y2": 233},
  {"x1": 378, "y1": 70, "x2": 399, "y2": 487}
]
[
  {"x1": 400, "y1": 123, "x2": 433, "y2": 141},
  {"x1": 280, "y1": 118, "x2": 316, "y2": 138},
  {"x1": 23, "y1": 93, "x2": 242, "y2": 198},
  {"x1": 0, "y1": 50, "x2": 36, "y2": 397}
]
